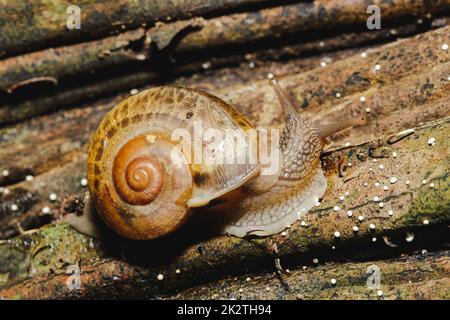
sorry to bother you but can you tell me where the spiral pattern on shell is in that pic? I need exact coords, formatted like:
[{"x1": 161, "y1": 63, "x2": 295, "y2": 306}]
[{"x1": 113, "y1": 153, "x2": 164, "y2": 205}]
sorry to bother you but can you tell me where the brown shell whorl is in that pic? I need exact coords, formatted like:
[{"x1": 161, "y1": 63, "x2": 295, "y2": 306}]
[{"x1": 113, "y1": 150, "x2": 164, "y2": 205}]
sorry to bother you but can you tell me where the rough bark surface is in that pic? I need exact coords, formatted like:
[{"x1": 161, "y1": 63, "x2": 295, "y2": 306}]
[
  {"x1": 0, "y1": 0, "x2": 271, "y2": 58},
  {"x1": 1, "y1": 117, "x2": 449, "y2": 299}
]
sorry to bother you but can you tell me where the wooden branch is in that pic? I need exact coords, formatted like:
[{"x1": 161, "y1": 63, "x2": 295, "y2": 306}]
[
  {"x1": 0, "y1": 117, "x2": 449, "y2": 299},
  {"x1": 0, "y1": 0, "x2": 271, "y2": 58},
  {"x1": 1, "y1": 1, "x2": 448, "y2": 94},
  {"x1": 0, "y1": 18, "x2": 433, "y2": 125},
  {"x1": 171, "y1": 252, "x2": 450, "y2": 300}
]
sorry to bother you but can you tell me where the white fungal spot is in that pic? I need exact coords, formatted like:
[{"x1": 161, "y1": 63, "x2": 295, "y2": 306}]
[
  {"x1": 383, "y1": 186, "x2": 389, "y2": 191},
  {"x1": 175, "y1": 269, "x2": 181, "y2": 274},
  {"x1": 335, "y1": 92, "x2": 341, "y2": 98},
  {"x1": 358, "y1": 215, "x2": 365, "y2": 222},
  {"x1": 157, "y1": 274, "x2": 164, "y2": 281},
  {"x1": 49, "y1": 193, "x2": 57, "y2": 201},
  {"x1": 248, "y1": 62, "x2": 255, "y2": 68},
  {"x1": 422, "y1": 179, "x2": 427, "y2": 185},
  {"x1": 390, "y1": 177, "x2": 397, "y2": 184},
  {"x1": 379, "y1": 164, "x2": 384, "y2": 170},
  {"x1": 405, "y1": 180, "x2": 410, "y2": 185},
  {"x1": 11, "y1": 204, "x2": 18, "y2": 211},
  {"x1": 331, "y1": 278, "x2": 337, "y2": 285},
  {"x1": 238, "y1": 288, "x2": 244, "y2": 293},
  {"x1": 281, "y1": 231, "x2": 287, "y2": 237},
  {"x1": 392, "y1": 152, "x2": 397, "y2": 158},
  {"x1": 360, "y1": 96, "x2": 366, "y2": 102},
  {"x1": 300, "y1": 220, "x2": 307, "y2": 227},
  {"x1": 379, "y1": 202, "x2": 384, "y2": 208},
  {"x1": 442, "y1": 43, "x2": 449, "y2": 50},
  {"x1": 267, "y1": 73, "x2": 274, "y2": 79},
  {"x1": 373, "y1": 196, "x2": 380, "y2": 202},
  {"x1": 353, "y1": 226, "x2": 359, "y2": 232},
  {"x1": 265, "y1": 287, "x2": 271, "y2": 292},
  {"x1": 333, "y1": 206, "x2": 340, "y2": 212},
  {"x1": 202, "y1": 62, "x2": 211, "y2": 69},
  {"x1": 427, "y1": 137, "x2": 436, "y2": 146},
  {"x1": 339, "y1": 196, "x2": 345, "y2": 202},
  {"x1": 80, "y1": 178, "x2": 88, "y2": 187},
  {"x1": 41, "y1": 206, "x2": 51, "y2": 214},
  {"x1": 429, "y1": 183, "x2": 435, "y2": 189},
  {"x1": 136, "y1": 54, "x2": 146, "y2": 61},
  {"x1": 2, "y1": 169, "x2": 9, "y2": 176},
  {"x1": 130, "y1": 88, "x2": 139, "y2": 95},
  {"x1": 423, "y1": 219, "x2": 429, "y2": 225},
  {"x1": 320, "y1": 61, "x2": 327, "y2": 67},
  {"x1": 313, "y1": 258, "x2": 319, "y2": 264},
  {"x1": 365, "y1": 108, "x2": 371, "y2": 113},
  {"x1": 405, "y1": 233, "x2": 415, "y2": 242},
  {"x1": 347, "y1": 162, "x2": 352, "y2": 167},
  {"x1": 388, "y1": 210, "x2": 394, "y2": 216},
  {"x1": 421, "y1": 249, "x2": 428, "y2": 255},
  {"x1": 377, "y1": 290, "x2": 383, "y2": 297},
  {"x1": 246, "y1": 277, "x2": 251, "y2": 282},
  {"x1": 347, "y1": 210, "x2": 353, "y2": 217},
  {"x1": 369, "y1": 224, "x2": 376, "y2": 230},
  {"x1": 334, "y1": 231, "x2": 341, "y2": 238},
  {"x1": 375, "y1": 182, "x2": 380, "y2": 187},
  {"x1": 361, "y1": 52, "x2": 367, "y2": 58},
  {"x1": 345, "y1": 142, "x2": 351, "y2": 147},
  {"x1": 372, "y1": 237, "x2": 377, "y2": 242},
  {"x1": 374, "y1": 64, "x2": 381, "y2": 71},
  {"x1": 25, "y1": 175, "x2": 34, "y2": 181}
]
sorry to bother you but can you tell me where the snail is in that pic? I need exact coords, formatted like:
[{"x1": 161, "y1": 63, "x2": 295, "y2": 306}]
[{"x1": 69, "y1": 79, "x2": 365, "y2": 240}]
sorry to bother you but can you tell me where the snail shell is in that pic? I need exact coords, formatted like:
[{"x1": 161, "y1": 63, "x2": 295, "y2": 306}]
[{"x1": 87, "y1": 86, "x2": 259, "y2": 239}]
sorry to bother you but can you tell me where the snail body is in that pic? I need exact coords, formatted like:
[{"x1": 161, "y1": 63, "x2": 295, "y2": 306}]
[{"x1": 84, "y1": 81, "x2": 364, "y2": 240}]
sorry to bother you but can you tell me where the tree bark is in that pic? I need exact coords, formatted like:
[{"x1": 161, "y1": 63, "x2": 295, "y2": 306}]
[
  {"x1": 0, "y1": 19, "x2": 435, "y2": 125},
  {"x1": 1, "y1": 0, "x2": 449, "y2": 94},
  {"x1": 0, "y1": 117, "x2": 449, "y2": 299},
  {"x1": 171, "y1": 252, "x2": 450, "y2": 300},
  {"x1": 0, "y1": 0, "x2": 271, "y2": 59}
]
